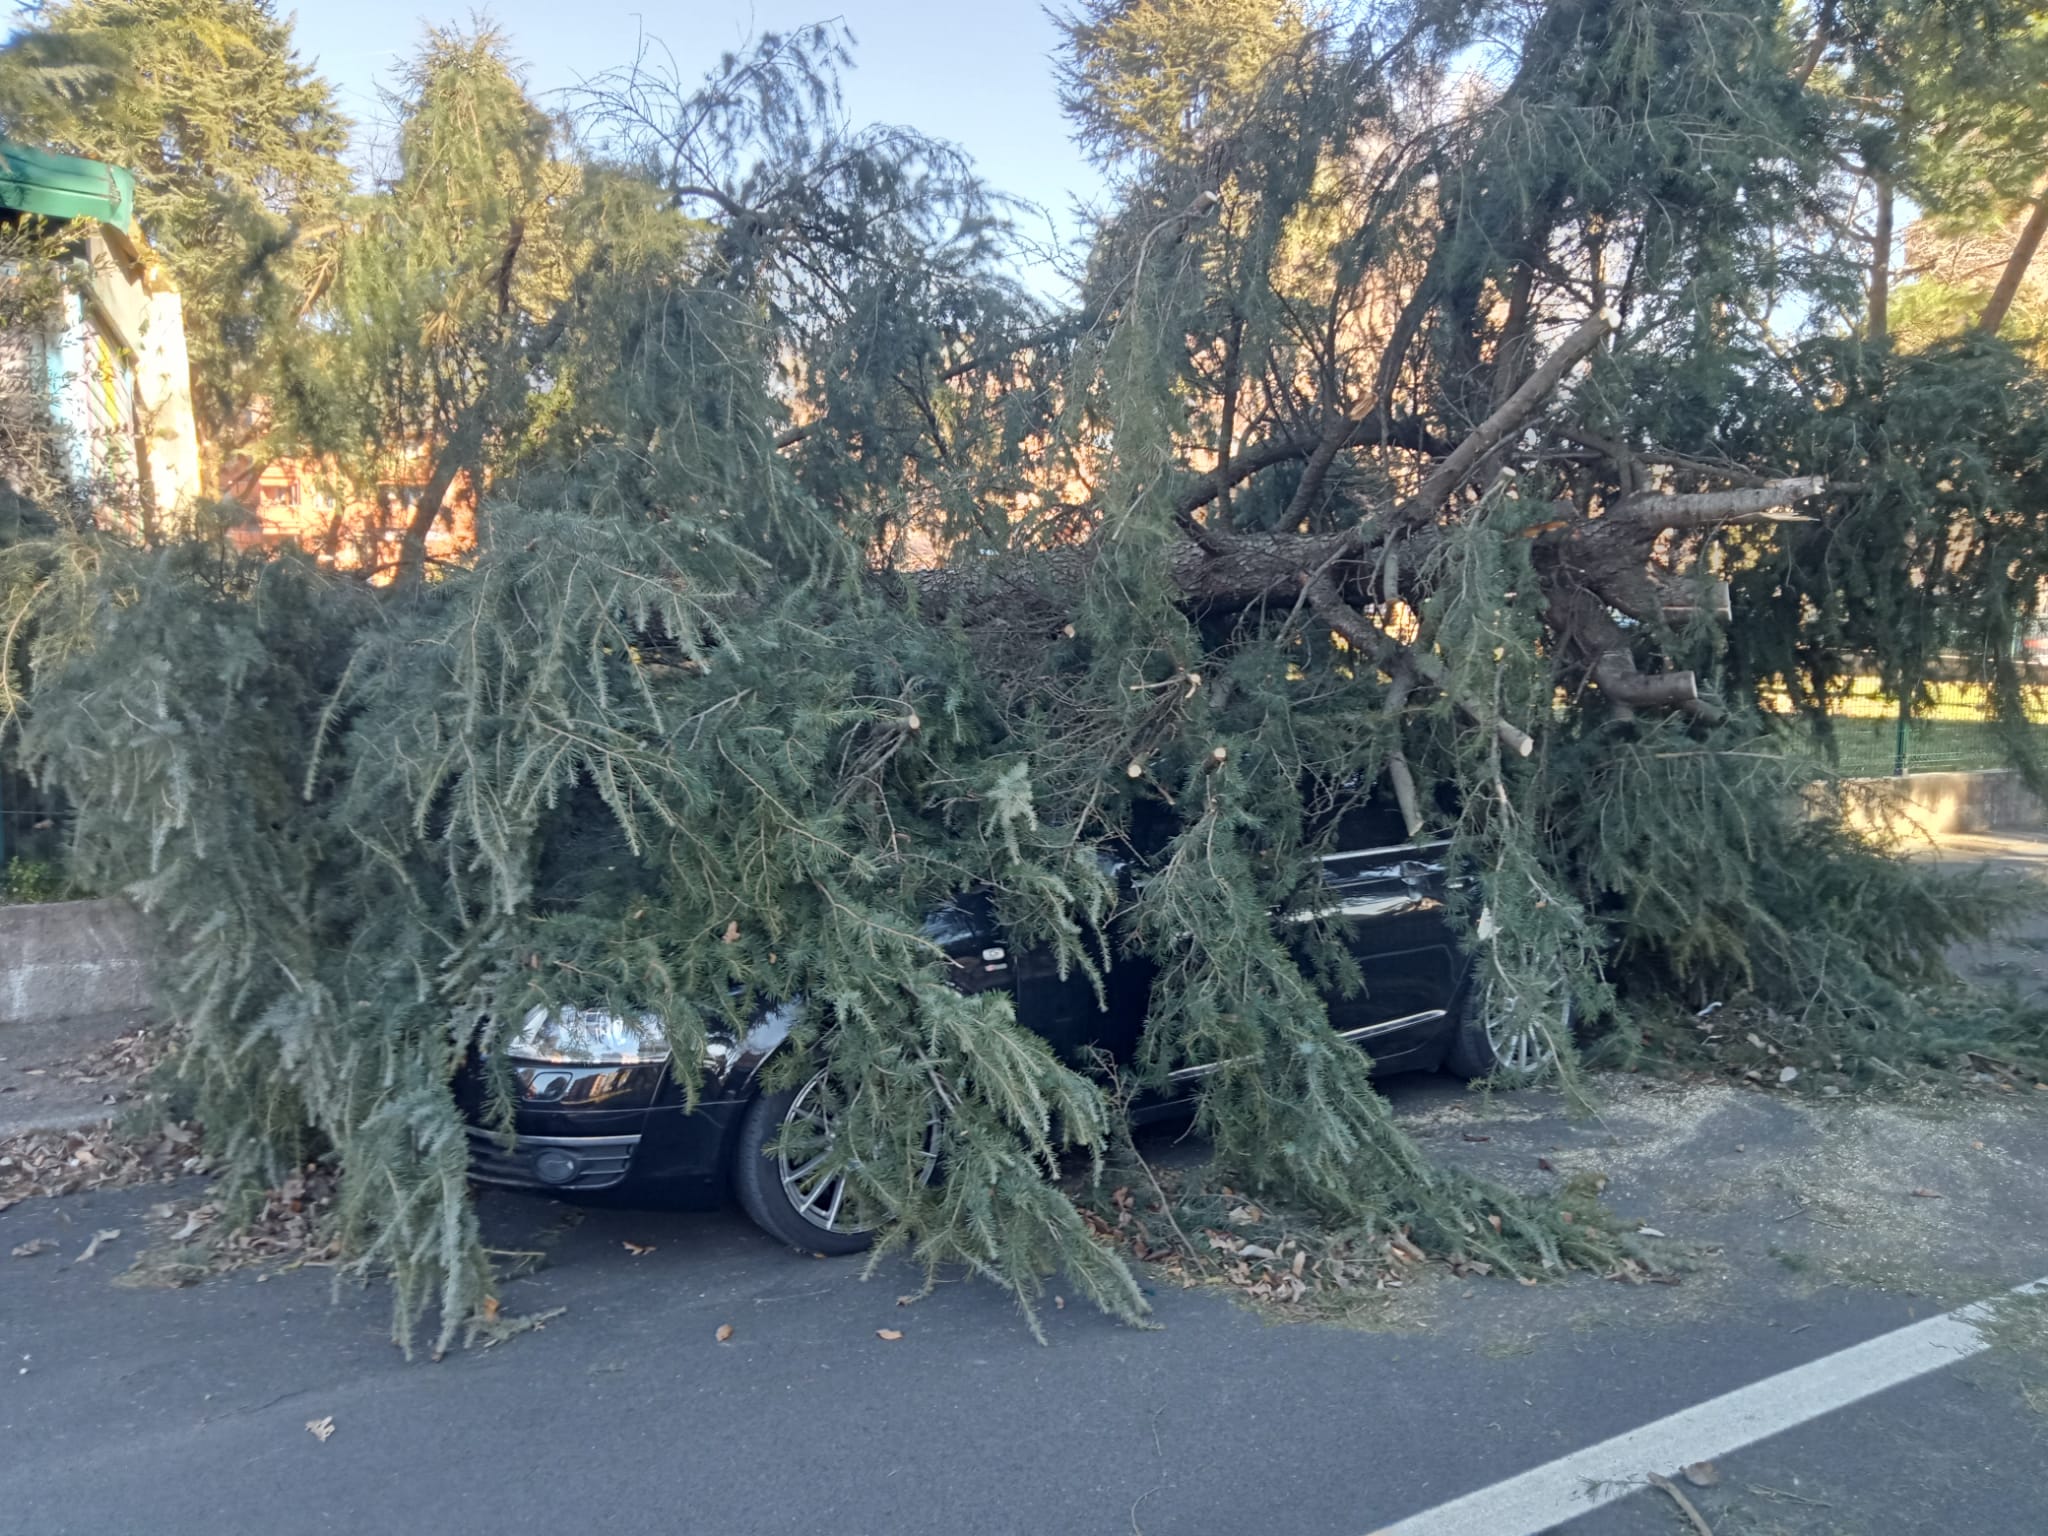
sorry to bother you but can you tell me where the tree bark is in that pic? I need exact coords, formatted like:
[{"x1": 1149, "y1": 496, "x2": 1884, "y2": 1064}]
[
  {"x1": 1978, "y1": 178, "x2": 2048, "y2": 337},
  {"x1": 1868, "y1": 173, "x2": 1893, "y2": 343},
  {"x1": 392, "y1": 413, "x2": 486, "y2": 585},
  {"x1": 1792, "y1": 0, "x2": 1833, "y2": 87}
]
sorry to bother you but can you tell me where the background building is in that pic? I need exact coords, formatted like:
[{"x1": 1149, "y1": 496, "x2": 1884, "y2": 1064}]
[{"x1": 0, "y1": 138, "x2": 200, "y2": 525}]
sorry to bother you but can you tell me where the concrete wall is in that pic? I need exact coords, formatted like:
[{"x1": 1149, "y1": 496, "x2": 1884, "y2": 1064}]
[
  {"x1": 1837, "y1": 769, "x2": 2046, "y2": 837},
  {"x1": 0, "y1": 898, "x2": 152, "y2": 1028}
]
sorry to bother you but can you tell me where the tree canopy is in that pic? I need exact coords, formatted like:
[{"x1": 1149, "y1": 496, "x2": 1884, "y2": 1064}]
[{"x1": 3, "y1": 1, "x2": 2046, "y2": 1352}]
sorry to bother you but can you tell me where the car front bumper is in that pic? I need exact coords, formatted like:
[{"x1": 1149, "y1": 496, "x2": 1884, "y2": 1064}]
[
  {"x1": 465, "y1": 1127, "x2": 644, "y2": 1192},
  {"x1": 460, "y1": 1081, "x2": 753, "y2": 1207}
]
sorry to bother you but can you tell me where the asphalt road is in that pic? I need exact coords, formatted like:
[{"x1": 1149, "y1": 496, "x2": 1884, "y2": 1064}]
[{"x1": 6, "y1": 1066, "x2": 2048, "y2": 1536}]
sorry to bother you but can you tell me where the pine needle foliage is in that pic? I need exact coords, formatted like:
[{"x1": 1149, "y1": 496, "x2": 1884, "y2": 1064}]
[{"x1": 5, "y1": 1, "x2": 2047, "y2": 1350}]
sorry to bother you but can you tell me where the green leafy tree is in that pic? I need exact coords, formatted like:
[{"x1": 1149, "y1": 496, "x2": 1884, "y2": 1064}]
[
  {"x1": 0, "y1": 0, "x2": 350, "y2": 472},
  {"x1": 280, "y1": 23, "x2": 585, "y2": 580},
  {"x1": 1057, "y1": 0, "x2": 1309, "y2": 170},
  {"x1": 1792, "y1": 0, "x2": 2048, "y2": 339}
]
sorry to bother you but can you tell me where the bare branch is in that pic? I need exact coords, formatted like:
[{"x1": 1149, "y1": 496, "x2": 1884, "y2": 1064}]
[
  {"x1": 1302, "y1": 574, "x2": 1535, "y2": 756},
  {"x1": 1617, "y1": 476, "x2": 1826, "y2": 530},
  {"x1": 1393, "y1": 310, "x2": 1616, "y2": 526}
]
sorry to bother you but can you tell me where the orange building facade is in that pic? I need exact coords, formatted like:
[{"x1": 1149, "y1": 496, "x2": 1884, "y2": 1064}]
[{"x1": 224, "y1": 444, "x2": 476, "y2": 579}]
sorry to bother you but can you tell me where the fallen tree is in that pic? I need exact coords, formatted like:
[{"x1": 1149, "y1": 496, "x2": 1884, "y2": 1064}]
[{"x1": 5, "y1": 2, "x2": 2048, "y2": 1351}]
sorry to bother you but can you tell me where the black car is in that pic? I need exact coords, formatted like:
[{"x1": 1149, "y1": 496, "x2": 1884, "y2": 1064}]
[{"x1": 457, "y1": 828, "x2": 1562, "y2": 1253}]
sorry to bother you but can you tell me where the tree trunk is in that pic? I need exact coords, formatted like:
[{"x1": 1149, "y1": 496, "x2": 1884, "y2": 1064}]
[
  {"x1": 389, "y1": 277, "x2": 594, "y2": 585},
  {"x1": 1978, "y1": 179, "x2": 2048, "y2": 337},
  {"x1": 1792, "y1": 0, "x2": 1833, "y2": 87},
  {"x1": 1868, "y1": 174, "x2": 1893, "y2": 343},
  {"x1": 392, "y1": 413, "x2": 485, "y2": 586}
]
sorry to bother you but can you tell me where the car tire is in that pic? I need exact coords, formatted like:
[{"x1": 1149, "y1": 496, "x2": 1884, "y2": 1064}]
[
  {"x1": 1445, "y1": 964, "x2": 1573, "y2": 1081},
  {"x1": 732, "y1": 1071, "x2": 879, "y2": 1255},
  {"x1": 732, "y1": 1068, "x2": 940, "y2": 1256}
]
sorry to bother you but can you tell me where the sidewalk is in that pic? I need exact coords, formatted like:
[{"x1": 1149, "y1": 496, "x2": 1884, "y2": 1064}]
[
  {"x1": 1931, "y1": 829, "x2": 2048, "y2": 1004},
  {"x1": 0, "y1": 1011, "x2": 150, "y2": 1139}
]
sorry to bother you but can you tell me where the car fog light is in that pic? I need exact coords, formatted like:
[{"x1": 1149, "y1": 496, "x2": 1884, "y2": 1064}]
[{"x1": 533, "y1": 1149, "x2": 579, "y2": 1185}]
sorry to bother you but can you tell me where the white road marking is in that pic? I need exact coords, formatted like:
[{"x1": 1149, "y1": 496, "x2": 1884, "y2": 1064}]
[{"x1": 1370, "y1": 1276, "x2": 2047, "y2": 1536}]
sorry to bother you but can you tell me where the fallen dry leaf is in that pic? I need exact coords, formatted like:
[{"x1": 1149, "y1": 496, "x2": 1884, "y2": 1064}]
[
  {"x1": 623, "y1": 1240, "x2": 655, "y2": 1256},
  {"x1": 1054, "y1": 1295, "x2": 1065, "y2": 1310},
  {"x1": 70, "y1": 1228, "x2": 120, "y2": 1264},
  {"x1": 1, "y1": 1100, "x2": 202, "y2": 1209},
  {"x1": 1682, "y1": 1460, "x2": 1721, "y2": 1488},
  {"x1": 1909, "y1": 1188, "x2": 1943, "y2": 1199},
  {"x1": 875, "y1": 1328, "x2": 903, "y2": 1341},
  {"x1": 481, "y1": 1296, "x2": 501, "y2": 1324},
  {"x1": 1486, "y1": 1214, "x2": 1502, "y2": 1233},
  {"x1": 305, "y1": 1416, "x2": 335, "y2": 1443},
  {"x1": 11, "y1": 1238, "x2": 53, "y2": 1258},
  {"x1": 715, "y1": 1323, "x2": 734, "y2": 1343}
]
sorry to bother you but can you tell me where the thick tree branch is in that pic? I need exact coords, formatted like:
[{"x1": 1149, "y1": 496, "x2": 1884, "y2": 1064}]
[
  {"x1": 1172, "y1": 434, "x2": 1314, "y2": 518},
  {"x1": 1615, "y1": 476, "x2": 1826, "y2": 530},
  {"x1": 391, "y1": 412, "x2": 487, "y2": 586},
  {"x1": 1393, "y1": 310, "x2": 1615, "y2": 527},
  {"x1": 1792, "y1": 0, "x2": 1834, "y2": 87},
  {"x1": 1979, "y1": 177, "x2": 2048, "y2": 337},
  {"x1": 671, "y1": 182, "x2": 753, "y2": 220},
  {"x1": 1868, "y1": 173, "x2": 1893, "y2": 343},
  {"x1": 1279, "y1": 403, "x2": 1371, "y2": 528},
  {"x1": 1302, "y1": 574, "x2": 1534, "y2": 757},
  {"x1": 1381, "y1": 659, "x2": 1425, "y2": 838},
  {"x1": 1547, "y1": 582, "x2": 1713, "y2": 722}
]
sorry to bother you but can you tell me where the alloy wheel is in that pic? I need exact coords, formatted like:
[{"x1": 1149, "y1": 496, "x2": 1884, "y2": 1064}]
[
  {"x1": 1481, "y1": 969, "x2": 1571, "y2": 1077},
  {"x1": 775, "y1": 1069, "x2": 938, "y2": 1237}
]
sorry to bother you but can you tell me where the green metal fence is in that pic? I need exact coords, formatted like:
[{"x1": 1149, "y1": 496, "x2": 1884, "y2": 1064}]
[{"x1": 1768, "y1": 679, "x2": 2048, "y2": 778}]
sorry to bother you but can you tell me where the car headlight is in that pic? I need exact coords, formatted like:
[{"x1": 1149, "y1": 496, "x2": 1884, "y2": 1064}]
[{"x1": 509, "y1": 1006, "x2": 671, "y2": 1065}]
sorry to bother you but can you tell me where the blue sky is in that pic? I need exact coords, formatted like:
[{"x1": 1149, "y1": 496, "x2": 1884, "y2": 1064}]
[{"x1": 287, "y1": 1, "x2": 1105, "y2": 288}]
